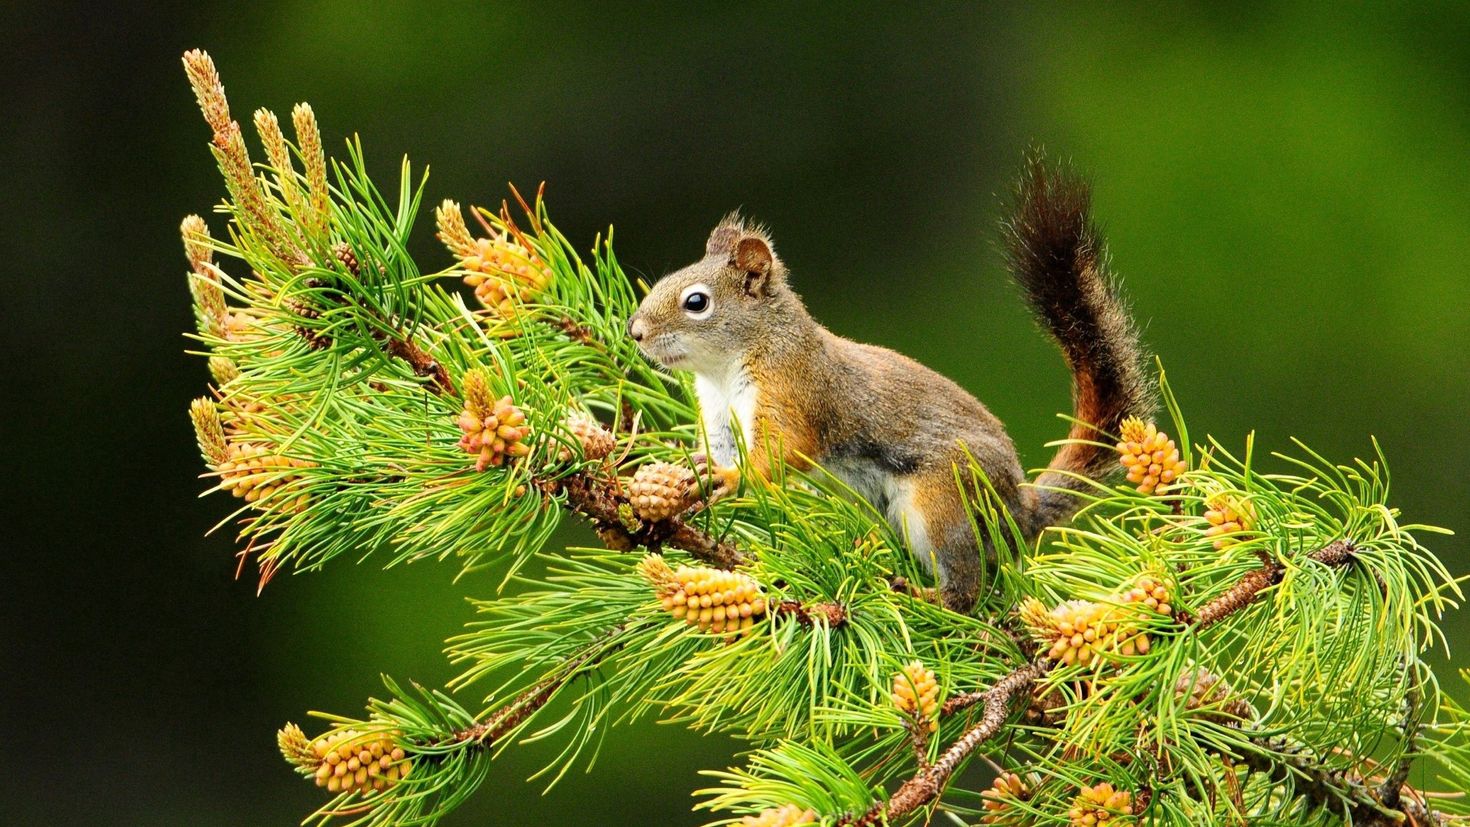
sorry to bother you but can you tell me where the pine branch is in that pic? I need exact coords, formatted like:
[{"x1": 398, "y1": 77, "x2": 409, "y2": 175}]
[
  {"x1": 541, "y1": 471, "x2": 747, "y2": 569},
  {"x1": 859, "y1": 538, "x2": 1415, "y2": 825},
  {"x1": 1378, "y1": 666, "x2": 1423, "y2": 810},
  {"x1": 841, "y1": 660, "x2": 1053, "y2": 825},
  {"x1": 1240, "y1": 738, "x2": 1444, "y2": 826},
  {"x1": 329, "y1": 244, "x2": 456, "y2": 396},
  {"x1": 447, "y1": 594, "x2": 850, "y2": 746},
  {"x1": 177, "y1": 52, "x2": 1466, "y2": 827},
  {"x1": 451, "y1": 624, "x2": 627, "y2": 746},
  {"x1": 1184, "y1": 538, "x2": 1357, "y2": 628},
  {"x1": 379, "y1": 331, "x2": 455, "y2": 396}
]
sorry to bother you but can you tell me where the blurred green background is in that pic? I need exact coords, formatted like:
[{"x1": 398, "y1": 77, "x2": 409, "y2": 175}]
[{"x1": 5, "y1": 2, "x2": 1467, "y2": 824}]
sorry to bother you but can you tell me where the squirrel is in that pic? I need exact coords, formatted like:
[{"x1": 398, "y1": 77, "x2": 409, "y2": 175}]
[{"x1": 626, "y1": 156, "x2": 1152, "y2": 612}]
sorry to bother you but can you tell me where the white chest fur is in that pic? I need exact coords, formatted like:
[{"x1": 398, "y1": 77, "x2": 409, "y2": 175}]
[{"x1": 693, "y1": 367, "x2": 757, "y2": 467}]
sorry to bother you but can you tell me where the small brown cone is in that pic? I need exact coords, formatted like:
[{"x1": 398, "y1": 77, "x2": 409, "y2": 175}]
[
  {"x1": 1117, "y1": 417, "x2": 1186, "y2": 495},
  {"x1": 1068, "y1": 782, "x2": 1135, "y2": 826},
  {"x1": 1175, "y1": 667, "x2": 1254, "y2": 724},
  {"x1": 640, "y1": 555, "x2": 766, "y2": 637},
  {"x1": 1025, "y1": 682, "x2": 1068, "y2": 726},
  {"x1": 738, "y1": 804, "x2": 817, "y2": 827},
  {"x1": 980, "y1": 772, "x2": 1031, "y2": 825},
  {"x1": 332, "y1": 241, "x2": 360, "y2": 276},
  {"x1": 891, "y1": 660, "x2": 941, "y2": 732},
  {"x1": 557, "y1": 410, "x2": 615, "y2": 462},
  {"x1": 627, "y1": 461, "x2": 698, "y2": 522}
]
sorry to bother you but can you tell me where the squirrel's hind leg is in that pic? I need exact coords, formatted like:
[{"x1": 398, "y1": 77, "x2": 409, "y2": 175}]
[{"x1": 888, "y1": 469, "x2": 982, "y2": 614}]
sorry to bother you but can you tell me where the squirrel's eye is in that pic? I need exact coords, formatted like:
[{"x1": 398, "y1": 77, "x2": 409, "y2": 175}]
[
  {"x1": 678, "y1": 283, "x2": 713, "y2": 319},
  {"x1": 682, "y1": 291, "x2": 710, "y2": 315}
]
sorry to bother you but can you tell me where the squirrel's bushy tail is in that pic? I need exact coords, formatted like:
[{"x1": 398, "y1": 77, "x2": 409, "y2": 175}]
[{"x1": 1003, "y1": 153, "x2": 1153, "y2": 534}]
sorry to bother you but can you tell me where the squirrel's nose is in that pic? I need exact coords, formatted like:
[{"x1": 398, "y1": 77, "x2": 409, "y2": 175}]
[{"x1": 627, "y1": 315, "x2": 647, "y2": 343}]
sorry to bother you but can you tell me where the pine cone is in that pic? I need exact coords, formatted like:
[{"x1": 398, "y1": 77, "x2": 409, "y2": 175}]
[
  {"x1": 276, "y1": 726, "x2": 412, "y2": 795},
  {"x1": 1117, "y1": 417, "x2": 1186, "y2": 495},
  {"x1": 980, "y1": 772, "x2": 1031, "y2": 824},
  {"x1": 891, "y1": 660, "x2": 941, "y2": 732},
  {"x1": 1025, "y1": 682, "x2": 1068, "y2": 726},
  {"x1": 1203, "y1": 494, "x2": 1254, "y2": 549},
  {"x1": 557, "y1": 410, "x2": 615, "y2": 462},
  {"x1": 1068, "y1": 782, "x2": 1135, "y2": 826},
  {"x1": 216, "y1": 442, "x2": 314, "y2": 512},
  {"x1": 457, "y1": 370, "x2": 531, "y2": 471},
  {"x1": 739, "y1": 804, "x2": 817, "y2": 827},
  {"x1": 641, "y1": 555, "x2": 767, "y2": 636},
  {"x1": 595, "y1": 525, "x2": 636, "y2": 552},
  {"x1": 627, "y1": 461, "x2": 698, "y2": 522},
  {"x1": 1175, "y1": 667, "x2": 1254, "y2": 724}
]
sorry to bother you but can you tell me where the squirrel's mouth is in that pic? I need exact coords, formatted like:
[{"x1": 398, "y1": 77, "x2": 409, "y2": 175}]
[{"x1": 638, "y1": 335, "x2": 690, "y2": 370}]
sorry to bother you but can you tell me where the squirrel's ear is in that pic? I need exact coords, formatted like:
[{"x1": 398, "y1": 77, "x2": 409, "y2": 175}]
[
  {"x1": 734, "y1": 236, "x2": 775, "y2": 297},
  {"x1": 706, "y1": 223, "x2": 743, "y2": 258}
]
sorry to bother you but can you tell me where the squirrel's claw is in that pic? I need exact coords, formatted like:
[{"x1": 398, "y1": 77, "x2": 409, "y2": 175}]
[{"x1": 691, "y1": 453, "x2": 740, "y2": 503}]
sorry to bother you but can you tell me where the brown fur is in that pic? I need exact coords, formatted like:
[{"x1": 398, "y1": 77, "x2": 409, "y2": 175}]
[
  {"x1": 628, "y1": 160, "x2": 1149, "y2": 612},
  {"x1": 1004, "y1": 154, "x2": 1153, "y2": 528}
]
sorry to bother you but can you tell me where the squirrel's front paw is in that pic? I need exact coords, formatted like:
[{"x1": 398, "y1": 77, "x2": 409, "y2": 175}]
[{"x1": 691, "y1": 453, "x2": 741, "y2": 503}]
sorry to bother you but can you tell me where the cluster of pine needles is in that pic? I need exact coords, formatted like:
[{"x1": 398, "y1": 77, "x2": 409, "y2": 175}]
[{"x1": 177, "y1": 50, "x2": 1470, "y2": 827}]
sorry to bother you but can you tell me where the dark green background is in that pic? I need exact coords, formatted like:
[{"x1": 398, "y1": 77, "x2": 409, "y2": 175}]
[{"x1": 5, "y1": 2, "x2": 1467, "y2": 824}]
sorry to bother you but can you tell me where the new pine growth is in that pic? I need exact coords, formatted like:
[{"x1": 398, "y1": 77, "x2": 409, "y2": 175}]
[
  {"x1": 278, "y1": 724, "x2": 413, "y2": 794},
  {"x1": 640, "y1": 555, "x2": 767, "y2": 636},
  {"x1": 980, "y1": 772, "x2": 1031, "y2": 825},
  {"x1": 457, "y1": 369, "x2": 531, "y2": 471},
  {"x1": 1116, "y1": 417, "x2": 1186, "y2": 495},
  {"x1": 891, "y1": 661, "x2": 941, "y2": 732},
  {"x1": 1068, "y1": 782, "x2": 1135, "y2": 826},
  {"x1": 435, "y1": 200, "x2": 553, "y2": 316}
]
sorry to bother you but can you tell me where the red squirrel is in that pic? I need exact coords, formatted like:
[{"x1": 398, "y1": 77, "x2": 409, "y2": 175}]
[{"x1": 627, "y1": 157, "x2": 1151, "y2": 611}]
